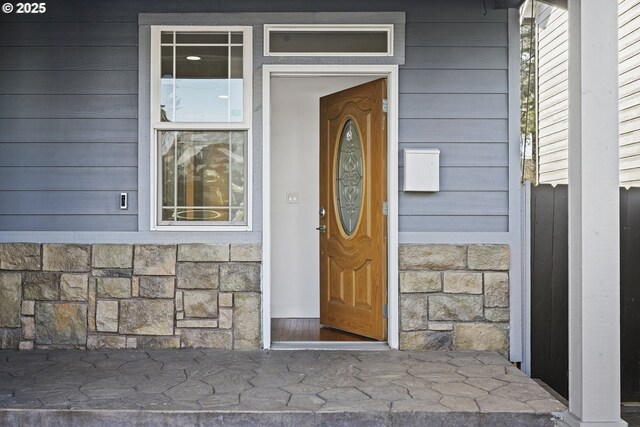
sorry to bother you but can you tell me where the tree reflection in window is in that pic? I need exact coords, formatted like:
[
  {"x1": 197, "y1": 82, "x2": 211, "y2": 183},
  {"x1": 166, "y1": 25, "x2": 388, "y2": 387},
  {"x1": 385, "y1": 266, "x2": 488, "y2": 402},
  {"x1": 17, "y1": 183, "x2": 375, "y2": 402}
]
[{"x1": 160, "y1": 130, "x2": 245, "y2": 223}]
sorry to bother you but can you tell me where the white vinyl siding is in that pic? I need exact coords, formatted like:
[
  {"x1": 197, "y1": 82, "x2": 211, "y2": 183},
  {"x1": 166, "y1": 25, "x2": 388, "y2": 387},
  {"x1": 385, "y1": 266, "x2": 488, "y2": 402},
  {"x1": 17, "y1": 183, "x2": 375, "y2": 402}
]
[
  {"x1": 537, "y1": 0, "x2": 640, "y2": 187},
  {"x1": 536, "y1": 5, "x2": 569, "y2": 186},
  {"x1": 619, "y1": 0, "x2": 640, "y2": 187}
]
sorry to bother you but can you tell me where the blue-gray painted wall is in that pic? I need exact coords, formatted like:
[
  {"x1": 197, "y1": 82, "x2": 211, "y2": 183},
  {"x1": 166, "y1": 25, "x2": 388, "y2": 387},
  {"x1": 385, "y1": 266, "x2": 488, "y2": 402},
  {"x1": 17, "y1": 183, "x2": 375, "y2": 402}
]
[{"x1": 0, "y1": 0, "x2": 510, "y2": 238}]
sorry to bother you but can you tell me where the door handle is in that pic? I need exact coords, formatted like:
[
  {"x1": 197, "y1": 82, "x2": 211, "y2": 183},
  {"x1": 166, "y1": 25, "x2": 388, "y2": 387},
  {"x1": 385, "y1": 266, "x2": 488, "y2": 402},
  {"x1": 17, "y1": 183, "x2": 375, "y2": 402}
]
[{"x1": 316, "y1": 225, "x2": 327, "y2": 233}]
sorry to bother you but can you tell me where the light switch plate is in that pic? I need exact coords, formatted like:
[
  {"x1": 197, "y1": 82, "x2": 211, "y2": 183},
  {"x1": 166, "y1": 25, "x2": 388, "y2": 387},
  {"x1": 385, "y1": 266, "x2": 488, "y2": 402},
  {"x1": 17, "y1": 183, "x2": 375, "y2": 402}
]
[{"x1": 286, "y1": 192, "x2": 299, "y2": 204}]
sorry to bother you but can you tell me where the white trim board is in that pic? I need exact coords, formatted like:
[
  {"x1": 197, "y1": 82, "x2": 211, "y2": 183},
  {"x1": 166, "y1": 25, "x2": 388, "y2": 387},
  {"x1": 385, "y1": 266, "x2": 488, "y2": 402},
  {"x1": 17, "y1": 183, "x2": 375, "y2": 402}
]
[
  {"x1": 399, "y1": 232, "x2": 512, "y2": 244},
  {"x1": 262, "y1": 64, "x2": 400, "y2": 350},
  {"x1": 271, "y1": 342, "x2": 391, "y2": 351},
  {"x1": 148, "y1": 25, "x2": 254, "y2": 232},
  {"x1": 507, "y1": 8, "x2": 524, "y2": 364}
]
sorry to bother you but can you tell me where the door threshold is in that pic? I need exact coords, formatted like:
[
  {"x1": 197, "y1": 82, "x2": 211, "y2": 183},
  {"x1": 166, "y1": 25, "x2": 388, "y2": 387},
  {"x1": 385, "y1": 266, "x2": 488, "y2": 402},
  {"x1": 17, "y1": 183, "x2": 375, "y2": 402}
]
[{"x1": 270, "y1": 341, "x2": 390, "y2": 351}]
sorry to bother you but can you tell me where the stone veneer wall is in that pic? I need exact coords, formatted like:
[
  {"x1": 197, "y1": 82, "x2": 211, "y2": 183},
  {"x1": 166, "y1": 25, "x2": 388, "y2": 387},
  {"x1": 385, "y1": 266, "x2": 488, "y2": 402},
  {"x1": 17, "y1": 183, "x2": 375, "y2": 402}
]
[
  {"x1": 0, "y1": 243, "x2": 261, "y2": 350},
  {"x1": 399, "y1": 244, "x2": 510, "y2": 356},
  {"x1": 1, "y1": 242, "x2": 510, "y2": 353}
]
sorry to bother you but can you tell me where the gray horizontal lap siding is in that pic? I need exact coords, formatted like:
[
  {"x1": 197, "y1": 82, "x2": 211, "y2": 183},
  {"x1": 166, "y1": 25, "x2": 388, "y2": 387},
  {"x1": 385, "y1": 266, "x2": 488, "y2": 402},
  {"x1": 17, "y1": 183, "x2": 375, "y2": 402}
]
[
  {"x1": 0, "y1": 0, "x2": 509, "y2": 233},
  {"x1": 400, "y1": 8, "x2": 509, "y2": 232},
  {"x1": 0, "y1": 18, "x2": 138, "y2": 231}
]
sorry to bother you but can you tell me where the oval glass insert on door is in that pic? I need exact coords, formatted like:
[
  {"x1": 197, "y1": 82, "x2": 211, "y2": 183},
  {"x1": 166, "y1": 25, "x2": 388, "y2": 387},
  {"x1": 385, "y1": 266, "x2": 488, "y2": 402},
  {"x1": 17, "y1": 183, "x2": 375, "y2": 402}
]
[{"x1": 336, "y1": 119, "x2": 364, "y2": 235}]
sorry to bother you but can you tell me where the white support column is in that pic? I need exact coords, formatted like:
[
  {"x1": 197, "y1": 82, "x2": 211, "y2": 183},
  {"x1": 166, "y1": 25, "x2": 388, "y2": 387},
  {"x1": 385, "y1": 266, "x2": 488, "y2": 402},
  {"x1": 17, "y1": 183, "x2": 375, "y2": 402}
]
[{"x1": 563, "y1": 0, "x2": 626, "y2": 426}]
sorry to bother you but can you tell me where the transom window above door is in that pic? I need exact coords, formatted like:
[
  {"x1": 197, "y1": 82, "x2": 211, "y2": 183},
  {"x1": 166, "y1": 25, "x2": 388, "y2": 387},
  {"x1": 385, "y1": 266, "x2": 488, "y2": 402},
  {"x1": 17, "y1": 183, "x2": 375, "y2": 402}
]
[
  {"x1": 150, "y1": 26, "x2": 252, "y2": 230},
  {"x1": 264, "y1": 24, "x2": 393, "y2": 56}
]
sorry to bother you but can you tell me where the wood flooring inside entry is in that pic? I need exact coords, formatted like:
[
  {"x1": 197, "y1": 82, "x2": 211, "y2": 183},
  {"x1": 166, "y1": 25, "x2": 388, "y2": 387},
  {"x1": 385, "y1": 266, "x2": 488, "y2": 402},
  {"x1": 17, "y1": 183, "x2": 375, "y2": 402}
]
[{"x1": 271, "y1": 318, "x2": 376, "y2": 342}]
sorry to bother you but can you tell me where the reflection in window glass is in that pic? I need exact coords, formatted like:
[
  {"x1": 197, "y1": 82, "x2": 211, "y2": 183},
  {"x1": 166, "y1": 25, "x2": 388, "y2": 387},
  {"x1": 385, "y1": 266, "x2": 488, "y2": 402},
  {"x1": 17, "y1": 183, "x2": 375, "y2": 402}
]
[
  {"x1": 230, "y1": 32, "x2": 243, "y2": 44},
  {"x1": 175, "y1": 32, "x2": 228, "y2": 44},
  {"x1": 269, "y1": 30, "x2": 389, "y2": 54},
  {"x1": 159, "y1": 130, "x2": 246, "y2": 224},
  {"x1": 161, "y1": 31, "x2": 173, "y2": 44},
  {"x1": 155, "y1": 27, "x2": 250, "y2": 229},
  {"x1": 160, "y1": 31, "x2": 243, "y2": 123}
]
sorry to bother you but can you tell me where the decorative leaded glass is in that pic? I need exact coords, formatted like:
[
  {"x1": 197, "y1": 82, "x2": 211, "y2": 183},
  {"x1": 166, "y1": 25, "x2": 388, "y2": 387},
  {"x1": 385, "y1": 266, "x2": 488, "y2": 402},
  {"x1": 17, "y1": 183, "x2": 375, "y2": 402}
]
[{"x1": 336, "y1": 119, "x2": 363, "y2": 235}]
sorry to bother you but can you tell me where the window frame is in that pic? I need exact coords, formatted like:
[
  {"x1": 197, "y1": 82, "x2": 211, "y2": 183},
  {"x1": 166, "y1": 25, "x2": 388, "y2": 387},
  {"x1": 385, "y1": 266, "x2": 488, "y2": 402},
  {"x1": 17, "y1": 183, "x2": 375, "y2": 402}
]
[
  {"x1": 263, "y1": 24, "x2": 394, "y2": 57},
  {"x1": 149, "y1": 25, "x2": 253, "y2": 231}
]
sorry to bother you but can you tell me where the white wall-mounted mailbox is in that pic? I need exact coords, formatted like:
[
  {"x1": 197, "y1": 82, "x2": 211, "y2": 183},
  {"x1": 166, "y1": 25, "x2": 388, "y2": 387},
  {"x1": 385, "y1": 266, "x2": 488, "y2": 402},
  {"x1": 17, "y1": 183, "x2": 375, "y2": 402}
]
[{"x1": 403, "y1": 148, "x2": 440, "y2": 192}]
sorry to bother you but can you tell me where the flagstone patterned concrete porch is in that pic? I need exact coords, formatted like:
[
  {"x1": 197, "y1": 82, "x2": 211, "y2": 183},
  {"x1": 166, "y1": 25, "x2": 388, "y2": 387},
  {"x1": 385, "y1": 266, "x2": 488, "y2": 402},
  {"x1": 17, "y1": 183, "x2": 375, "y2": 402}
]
[{"x1": 0, "y1": 349, "x2": 564, "y2": 426}]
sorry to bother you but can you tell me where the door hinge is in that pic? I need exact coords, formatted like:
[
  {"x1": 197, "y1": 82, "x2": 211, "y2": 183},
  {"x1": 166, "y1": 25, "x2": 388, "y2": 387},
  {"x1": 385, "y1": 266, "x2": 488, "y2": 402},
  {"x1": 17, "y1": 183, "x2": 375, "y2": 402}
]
[
  {"x1": 382, "y1": 201, "x2": 388, "y2": 216},
  {"x1": 383, "y1": 304, "x2": 388, "y2": 319},
  {"x1": 382, "y1": 99, "x2": 388, "y2": 113}
]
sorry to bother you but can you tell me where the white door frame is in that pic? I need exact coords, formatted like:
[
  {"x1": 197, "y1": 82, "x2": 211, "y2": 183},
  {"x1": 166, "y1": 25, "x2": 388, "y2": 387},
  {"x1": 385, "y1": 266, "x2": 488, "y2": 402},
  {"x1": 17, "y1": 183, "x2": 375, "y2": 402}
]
[{"x1": 262, "y1": 64, "x2": 400, "y2": 349}]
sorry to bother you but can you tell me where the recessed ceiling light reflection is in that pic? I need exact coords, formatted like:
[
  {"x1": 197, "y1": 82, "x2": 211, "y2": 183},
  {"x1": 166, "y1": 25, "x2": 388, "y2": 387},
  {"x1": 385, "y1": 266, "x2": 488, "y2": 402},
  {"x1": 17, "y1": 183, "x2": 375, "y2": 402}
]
[
  {"x1": 186, "y1": 56, "x2": 201, "y2": 61},
  {"x1": 218, "y1": 95, "x2": 229, "y2": 99}
]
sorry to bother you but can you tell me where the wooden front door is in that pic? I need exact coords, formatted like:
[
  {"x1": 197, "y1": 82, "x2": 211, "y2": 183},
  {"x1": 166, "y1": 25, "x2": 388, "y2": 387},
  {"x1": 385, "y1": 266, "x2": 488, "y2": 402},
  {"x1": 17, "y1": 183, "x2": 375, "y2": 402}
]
[{"x1": 318, "y1": 79, "x2": 387, "y2": 341}]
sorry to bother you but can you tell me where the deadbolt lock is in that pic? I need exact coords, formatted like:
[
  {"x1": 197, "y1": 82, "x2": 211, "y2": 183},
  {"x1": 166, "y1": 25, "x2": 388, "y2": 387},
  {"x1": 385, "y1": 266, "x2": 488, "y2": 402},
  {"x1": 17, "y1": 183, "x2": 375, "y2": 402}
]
[{"x1": 319, "y1": 207, "x2": 326, "y2": 219}]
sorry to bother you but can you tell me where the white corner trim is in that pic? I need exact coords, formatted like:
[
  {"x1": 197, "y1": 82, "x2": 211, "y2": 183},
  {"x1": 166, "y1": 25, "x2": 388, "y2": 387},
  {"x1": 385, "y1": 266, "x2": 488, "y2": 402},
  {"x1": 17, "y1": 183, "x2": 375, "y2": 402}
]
[
  {"x1": 521, "y1": 182, "x2": 532, "y2": 374},
  {"x1": 387, "y1": 65, "x2": 400, "y2": 350},
  {"x1": 261, "y1": 65, "x2": 272, "y2": 348},
  {"x1": 508, "y1": 8, "x2": 524, "y2": 363}
]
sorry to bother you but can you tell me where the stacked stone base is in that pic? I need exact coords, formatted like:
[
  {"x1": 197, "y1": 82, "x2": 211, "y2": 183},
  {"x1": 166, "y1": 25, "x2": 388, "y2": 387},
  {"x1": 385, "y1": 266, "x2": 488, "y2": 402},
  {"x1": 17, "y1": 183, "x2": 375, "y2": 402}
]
[
  {"x1": 1, "y1": 242, "x2": 511, "y2": 354},
  {"x1": 0, "y1": 243, "x2": 261, "y2": 350},
  {"x1": 399, "y1": 244, "x2": 510, "y2": 356}
]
